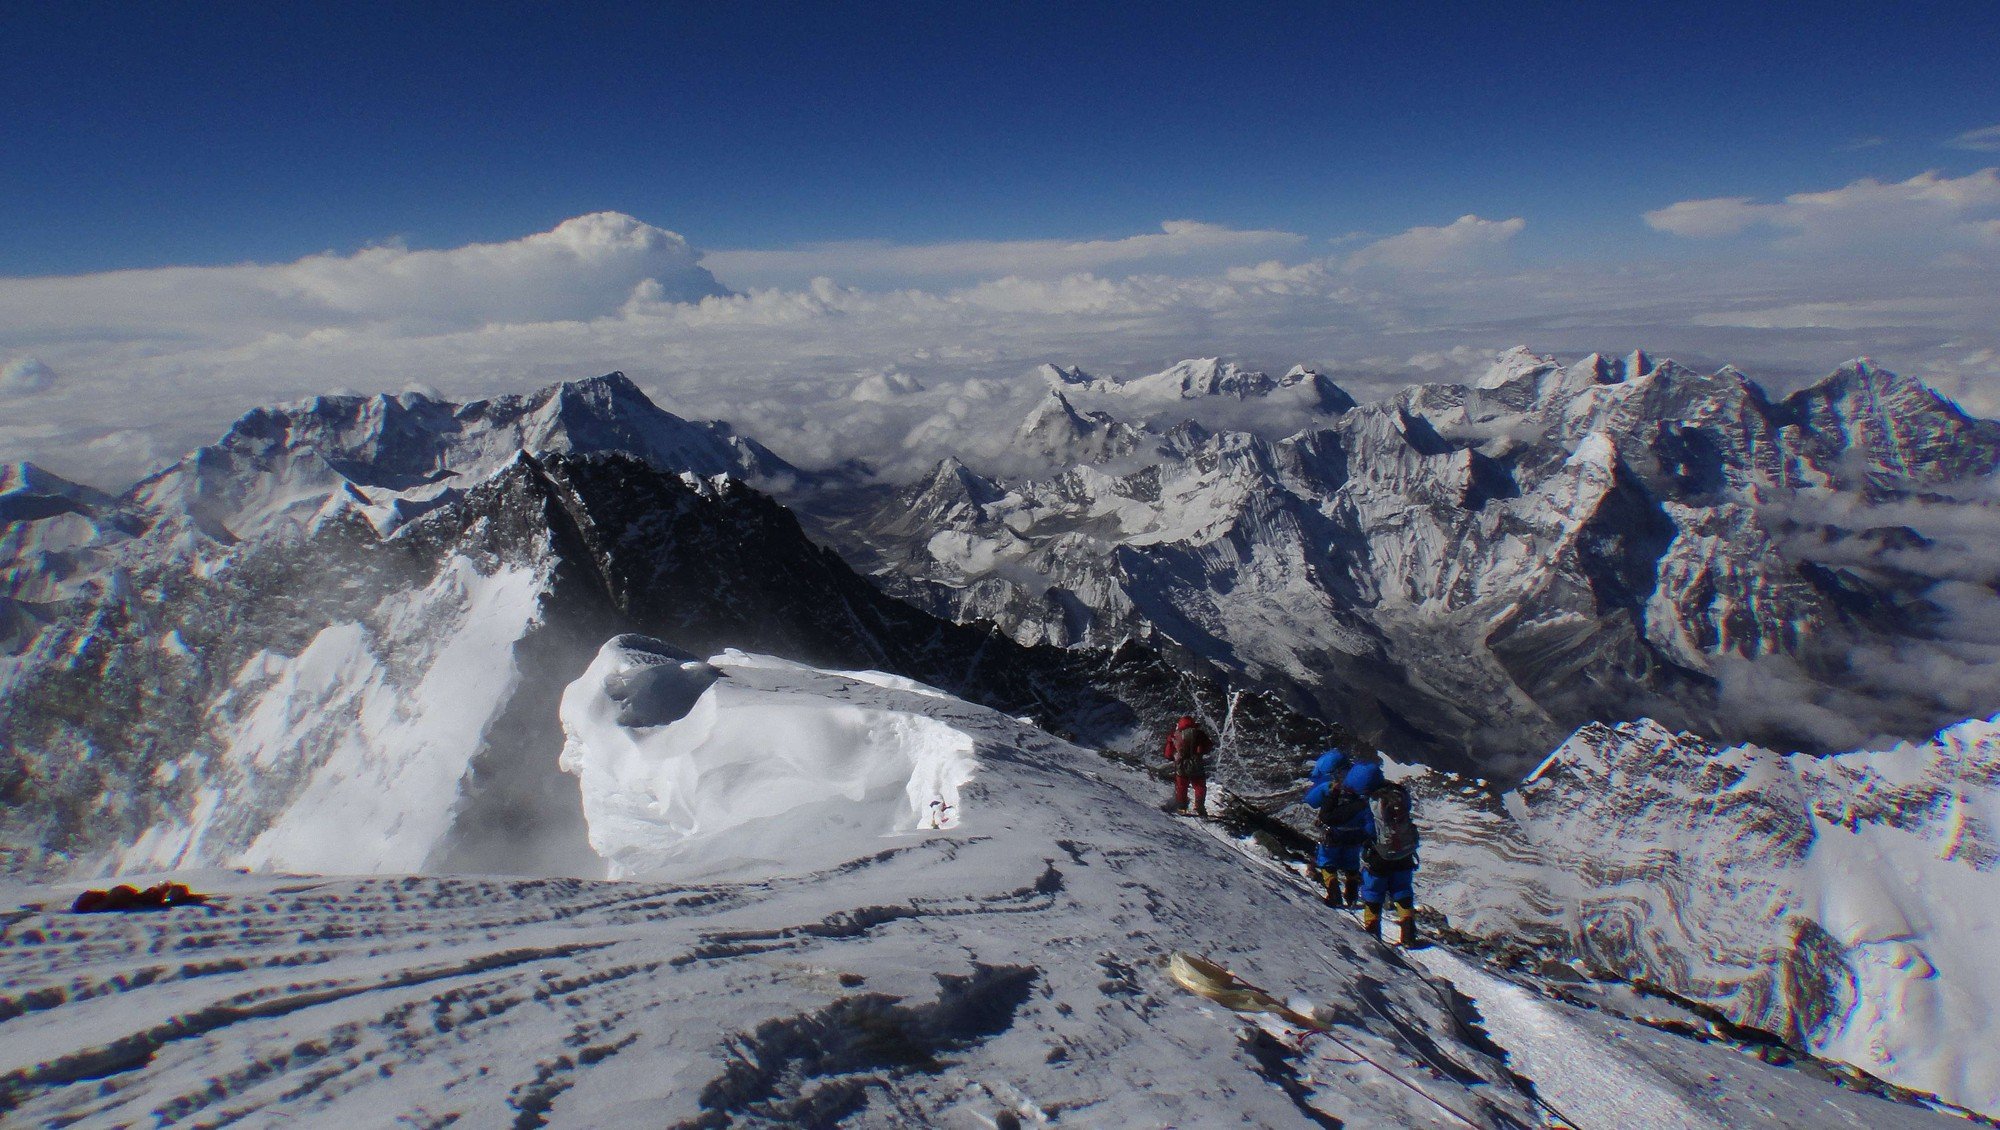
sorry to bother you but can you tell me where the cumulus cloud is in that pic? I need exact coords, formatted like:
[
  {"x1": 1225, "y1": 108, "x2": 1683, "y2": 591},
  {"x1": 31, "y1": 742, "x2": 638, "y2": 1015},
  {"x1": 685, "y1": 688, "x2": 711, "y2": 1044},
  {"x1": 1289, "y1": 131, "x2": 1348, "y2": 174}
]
[
  {"x1": 0, "y1": 212, "x2": 726, "y2": 342},
  {"x1": 1643, "y1": 168, "x2": 2000, "y2": 253},
  {"x1": 0, "y1": 357, "x2": 57, "y2": 396},
  {"x1": 1342, "y1": 214, "x2": 1526, "y2": 272},
  {"x1": 701, "y1": 221, "x2": 1305, "y2": 289},
  {"x1": 1947, "y1": 125, "x2": 2000, "y2": 152},
  {"x1": 848, "y1": 368, "x2": 925, "y2": 401}
]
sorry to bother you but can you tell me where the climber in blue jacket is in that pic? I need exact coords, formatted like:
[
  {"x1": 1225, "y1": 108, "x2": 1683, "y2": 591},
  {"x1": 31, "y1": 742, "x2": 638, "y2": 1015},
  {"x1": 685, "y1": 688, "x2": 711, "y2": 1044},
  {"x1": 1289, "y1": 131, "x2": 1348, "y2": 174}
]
[{"x1": 1304, "y1": 748, "x2": 1383, "y2": 907}]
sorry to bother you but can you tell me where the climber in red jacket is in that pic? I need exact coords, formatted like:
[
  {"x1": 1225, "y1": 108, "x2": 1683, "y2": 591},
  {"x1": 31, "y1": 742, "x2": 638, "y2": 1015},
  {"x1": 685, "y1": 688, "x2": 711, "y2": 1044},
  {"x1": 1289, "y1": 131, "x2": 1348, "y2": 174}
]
[{"x1": 1162, "y1": 715, "x2": 1215, "y2": 818}]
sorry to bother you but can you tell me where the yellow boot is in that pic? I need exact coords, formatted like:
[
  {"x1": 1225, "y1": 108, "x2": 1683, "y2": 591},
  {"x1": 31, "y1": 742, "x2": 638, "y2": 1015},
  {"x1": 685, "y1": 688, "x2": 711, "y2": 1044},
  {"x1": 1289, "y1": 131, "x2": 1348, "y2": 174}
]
[
  {"x1": 1394, "y1": 900, "x2": 1417, "y2": 947},
  {"x1": 1361, "y1": 902, "x2": 1382, "y2": 938}
]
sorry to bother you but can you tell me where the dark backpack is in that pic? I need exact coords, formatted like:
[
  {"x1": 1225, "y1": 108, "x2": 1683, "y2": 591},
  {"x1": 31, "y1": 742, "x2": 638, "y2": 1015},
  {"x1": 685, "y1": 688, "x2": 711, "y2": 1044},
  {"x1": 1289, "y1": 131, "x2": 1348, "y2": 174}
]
[
  {"x1": 1316, "y1": 786, "x2": 1368, "y2": 846},
  {"x1": 1365, "y1": 782, "x2": 1419, "y2": 868}
]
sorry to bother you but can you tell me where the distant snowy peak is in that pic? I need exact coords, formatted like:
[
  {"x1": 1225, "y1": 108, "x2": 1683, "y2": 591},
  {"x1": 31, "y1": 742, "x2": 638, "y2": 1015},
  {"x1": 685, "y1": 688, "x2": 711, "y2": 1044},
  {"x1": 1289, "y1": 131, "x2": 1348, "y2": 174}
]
[
  {"x1": 1474, "y1": 345, "x2": 1560, "y2": 390},
  {"x1": 1780, "y1": 358, "x2": 2000, "y2": 486},
  {"x1": 1012, "y1": 388, "x2": 1151, "y2": 466},
  {"x1": 1285, "y1": 364, "x2": 1359, "y2": 414},
  {"x1": 1130, "y1": 357, "x2": 1274, "y2": 399},
  {"x1": 1, "y1": 462, "x2": 142, "y2": 612},
  {"x1": 0, "y1": 462, "x2": 118, "y2": 522},
  {"x1": 1475, "y1": 346, "x2": 1676, "y2": 400},
  {"x1": 126, "y1": 371, "x2": 799, "y2": 541},
  {"x1": 890, "y1": 457, "x2": 1011, "y2": 540},
  {"x1": 1033, "y1": 362, "x2": 1095, "y2": 389}
]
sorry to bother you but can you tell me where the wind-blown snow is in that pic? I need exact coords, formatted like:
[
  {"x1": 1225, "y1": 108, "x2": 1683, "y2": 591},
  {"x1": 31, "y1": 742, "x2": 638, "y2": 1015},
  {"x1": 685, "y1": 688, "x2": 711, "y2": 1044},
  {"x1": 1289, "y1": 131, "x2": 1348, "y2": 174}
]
[
  {"x1": 559, "y1": 639, "x2": 980, "y2": 881},
  {"x1": 115, "y1": 554, "x2": 549, "y2": 876}
]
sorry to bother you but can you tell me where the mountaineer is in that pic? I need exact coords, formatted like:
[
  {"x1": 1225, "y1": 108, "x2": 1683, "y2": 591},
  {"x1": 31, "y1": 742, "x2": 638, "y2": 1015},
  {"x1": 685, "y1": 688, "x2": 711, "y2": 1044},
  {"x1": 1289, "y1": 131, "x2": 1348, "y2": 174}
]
[
  {"x1": 1161, "y1": 715, "x2": 1214, "y2": 818},
  {"x1": 1359, "y1": 770, "x2": 1422, "y2": 946},
  {"x1": 1304, "y1": 747, "x2": 1371, "y2": 907}
]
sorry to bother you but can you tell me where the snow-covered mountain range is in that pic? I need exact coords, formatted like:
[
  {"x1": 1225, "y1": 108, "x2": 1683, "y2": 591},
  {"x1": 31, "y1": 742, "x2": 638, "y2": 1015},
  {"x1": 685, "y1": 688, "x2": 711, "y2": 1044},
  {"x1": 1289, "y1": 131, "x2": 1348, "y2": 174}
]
[
  {"x1": 1395, "y1": 712, "x2": 2000, "y2": 1115},
  {"x1": 0, "y1": 373, "x2": 1330, "y2": 878},
  {"x1": 7, "y1": 350, "x2": 2000, "y2": 1122},
  {"x1": 829, "y1": 348, "x2": 2000, "y2": 770}
]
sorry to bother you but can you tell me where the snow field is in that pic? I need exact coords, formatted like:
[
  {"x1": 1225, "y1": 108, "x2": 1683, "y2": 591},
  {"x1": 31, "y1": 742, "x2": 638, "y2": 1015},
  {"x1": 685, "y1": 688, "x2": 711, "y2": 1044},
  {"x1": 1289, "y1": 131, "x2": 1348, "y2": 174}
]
[{"x1": 3, "y1": 644, "x2": 1559, "y2": 1127}]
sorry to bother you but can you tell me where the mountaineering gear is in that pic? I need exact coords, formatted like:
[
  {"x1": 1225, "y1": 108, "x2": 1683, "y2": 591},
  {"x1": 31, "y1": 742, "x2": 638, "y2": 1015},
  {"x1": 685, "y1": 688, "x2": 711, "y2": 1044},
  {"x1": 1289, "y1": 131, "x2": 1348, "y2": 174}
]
[
  {"x1": 1361, "y1": 898, "x2": 1418, "y2": 945},
  {"x1": 1308, "y1": 759, "x2": 1385, "y2": 840},
  {"x1": 1318, "y1": 865, "x2": 1360, "y2": 908},
  {"x1": 1307, "y1": 756, "x2": 1388, "y2": 909},
  {"x1": 1363, "y1": 781, "x2": 1419, "y2": 872},
  {"x1": 1163, "y1": 716, "x2": 1214, "y2": 816},
  {"x1": 1164, "y1": 716, "x2": 1213, "y2": 777},
  {"x1": 70, "y1": 882, "x2": 211, "y2": 913},
  {"x1": 1360, "y1": 866, "x2": 1417, "y2": 906},
  {"x1": 1169, "y1": 953, "x2": 1323, "y2": 1030},
  {"x1": 1174, "y1": 775, "x2": 1209, "y2": 816}
]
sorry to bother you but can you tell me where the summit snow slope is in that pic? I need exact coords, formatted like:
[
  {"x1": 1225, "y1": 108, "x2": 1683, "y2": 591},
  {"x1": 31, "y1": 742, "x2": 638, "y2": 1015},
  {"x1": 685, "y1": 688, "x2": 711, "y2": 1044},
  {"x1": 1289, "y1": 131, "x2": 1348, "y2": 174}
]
[{"x1": 0, "y1": 639, "x2": 1966, "y2": 1128}]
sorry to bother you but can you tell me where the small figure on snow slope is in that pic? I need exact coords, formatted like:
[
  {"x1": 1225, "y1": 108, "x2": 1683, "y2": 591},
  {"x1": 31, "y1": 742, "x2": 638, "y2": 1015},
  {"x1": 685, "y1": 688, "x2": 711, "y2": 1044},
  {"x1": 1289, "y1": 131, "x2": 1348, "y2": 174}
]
[{"x1": 1162, "y1": 715, "x2": 1214, "y2": 818}]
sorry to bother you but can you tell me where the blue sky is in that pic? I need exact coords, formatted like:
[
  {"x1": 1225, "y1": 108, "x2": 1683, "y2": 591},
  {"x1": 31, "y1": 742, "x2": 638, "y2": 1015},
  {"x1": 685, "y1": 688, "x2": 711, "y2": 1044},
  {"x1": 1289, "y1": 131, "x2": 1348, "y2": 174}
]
[
  {"x1": 4, "y1": 3, "x2": 2000, "y2": 486},
  {"x1": 6, "y1": 1, "x2": 1999, "y2": 274}
]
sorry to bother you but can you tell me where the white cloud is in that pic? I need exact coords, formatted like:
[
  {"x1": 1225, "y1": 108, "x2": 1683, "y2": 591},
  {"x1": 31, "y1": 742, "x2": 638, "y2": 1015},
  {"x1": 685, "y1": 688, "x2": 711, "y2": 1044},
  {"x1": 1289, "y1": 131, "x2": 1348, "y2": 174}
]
[
  {"x1": 1644, "y1": 169, "x2": 2000, "y2": 252},
  {"x1": 848, "y1": 368, "x2": 925, "y2": 401},
  {"x1": 2, "y1": 204, "x2": 1997, "y2": 490},
  {"x1": 701, "y1": 221, "x2": 1305, "y2": 288},
  {"x1": 0, "y1": 212, "x2": 725, "y2": 343},
  {"x1": 0, "y1": 357, "x2": 57, "y2": 396},
  {"x1": 1341, "y1": 214, "x2": 1526, "y2": 271},
  {"x1": 1948, "y1": 125, "x2": 2000, "y2": 152}
]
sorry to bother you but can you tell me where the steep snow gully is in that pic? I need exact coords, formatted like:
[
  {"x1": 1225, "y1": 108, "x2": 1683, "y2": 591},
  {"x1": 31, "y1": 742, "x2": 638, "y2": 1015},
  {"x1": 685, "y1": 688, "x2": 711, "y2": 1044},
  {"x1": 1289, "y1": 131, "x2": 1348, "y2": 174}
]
[{"x1": 0, "y1": 638, "x2": 1979, "y2": 1127}]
